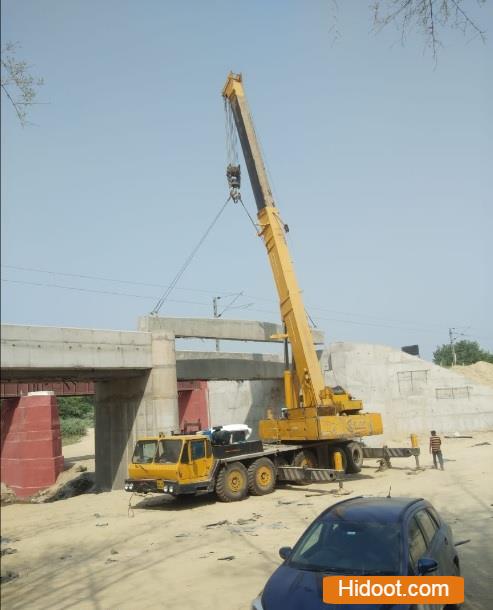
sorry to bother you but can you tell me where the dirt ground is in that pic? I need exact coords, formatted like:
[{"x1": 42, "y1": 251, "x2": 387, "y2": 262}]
[{"x1": 2, "y1": 430, "x2": 492, "y2": 610}]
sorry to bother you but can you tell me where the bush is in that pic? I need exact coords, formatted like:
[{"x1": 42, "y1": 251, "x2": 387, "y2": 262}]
[
  {"x1": 60, "y1": 417, "x2": 88, "y2": 439},
  {"x1": 56, "y1": 397, "x2": 94, "y2": 444},
  {"x1": 58, "y1": 397, "x2": 94, "y2": 423}
]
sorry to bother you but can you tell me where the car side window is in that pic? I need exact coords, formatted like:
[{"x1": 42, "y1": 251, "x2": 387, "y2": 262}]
[
  {"x1": 427, "y1": 507, "x2": 441, "y2": 528},
  {"x1": 415, "y1": 510, "x2": 438, "y2": 545},
  {"x1": 181, "y1": 443, "x2": 190, "y2": 464},
  {"x1": 191, "y1": 440, "x2": 206, "y2": 460},
  {"x1": 408, "y1": 516, "x2": 427, "y2": 571}
]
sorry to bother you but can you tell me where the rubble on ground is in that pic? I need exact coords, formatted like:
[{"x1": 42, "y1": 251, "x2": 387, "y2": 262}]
[
  {"x1": 0, "y1": 483, "x2": 16, "y2": 505},
  {"x1": 30, "y1": 466, "x2": 95, "y2": 503}
]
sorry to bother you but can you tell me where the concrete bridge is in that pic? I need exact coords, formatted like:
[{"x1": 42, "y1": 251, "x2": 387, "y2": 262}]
[{"x1": 1, "y1": 317, "x2": 324, "y2": 491}]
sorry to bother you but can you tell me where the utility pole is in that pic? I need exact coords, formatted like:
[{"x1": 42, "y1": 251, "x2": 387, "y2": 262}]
[
  {"x1": 449, "y1": 328, "x2": 457, "y2": 366},
  {"x1": 213, "y1": 296, "x2": 221, "y2": 352},
  {"x1": 213, "y1": 292, "x2": 251, "y2": 352}
]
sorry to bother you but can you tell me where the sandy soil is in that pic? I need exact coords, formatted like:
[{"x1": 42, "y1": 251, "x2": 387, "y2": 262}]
[
  {"x1": 1, "y1": 430, "x2": 492, "y2": 610},
  {"x1": 451, "y1": 361, "x2": 493, "y2": 389}
]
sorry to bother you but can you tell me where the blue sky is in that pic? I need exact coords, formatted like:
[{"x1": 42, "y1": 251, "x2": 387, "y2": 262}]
[{"x1": 2, "y1": 1, "x2": 492, "y2": 360}]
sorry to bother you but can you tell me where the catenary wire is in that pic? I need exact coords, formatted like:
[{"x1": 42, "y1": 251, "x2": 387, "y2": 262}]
[
  {"x1": 2, "y1": 264, "x2": 469, "y2": 334},
  {"x1": 3, "y1": 278, "x2": 465, "y2": 337}
]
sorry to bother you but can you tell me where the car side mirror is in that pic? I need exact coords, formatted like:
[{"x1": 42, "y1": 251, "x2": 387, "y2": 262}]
[
  {"x1": 417, "y1": 557, "x2": 438, "y2": 575},
  {"x1": 279, "y1": 547, "x2": 292, "y2": 560}
]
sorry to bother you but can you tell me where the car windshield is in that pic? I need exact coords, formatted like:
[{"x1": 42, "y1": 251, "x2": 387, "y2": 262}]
[
  {"x1": 157, "y1": 439, "x2": 183, "y2": 464},
  {"x1": 287, "y1": 519, "x2": 401, "y2": 575},
  {"x1": 132, "y1": 440, "x2": 158, "y2": 464}
]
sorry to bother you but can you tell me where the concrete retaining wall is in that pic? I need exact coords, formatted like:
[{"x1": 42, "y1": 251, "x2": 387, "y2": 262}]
[
  {"x1": 326, "y1": 342, "x2": 493, "y2": 440},
  {"x1": 207, "y1": 380, "x2": 284, "y2": 438}
]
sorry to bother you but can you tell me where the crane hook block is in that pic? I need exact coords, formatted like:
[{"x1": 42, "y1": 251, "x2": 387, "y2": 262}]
[{"x1": 226, "y1": 164, "x2": 241, "y2": 202}]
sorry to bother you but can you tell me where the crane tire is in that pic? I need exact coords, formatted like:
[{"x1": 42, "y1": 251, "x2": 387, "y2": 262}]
[
  {"x1": 344, "y1": 442, "x2": 363, "y2": 474},
  {"x1": 247, "y1": 457, "x2": 276, "y2": 496},
  {"x1": 215, "y1": 462, "x2": 249, "y2": 502},
  {"x1": 291, "y1": 449, "x2": 318, "y2": 486}
]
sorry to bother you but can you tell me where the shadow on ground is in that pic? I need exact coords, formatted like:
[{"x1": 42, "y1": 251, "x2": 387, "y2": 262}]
[
  {"x1": 131, "y1": 493, "x2": 217, "y2": 511},
  {"x1": 64, "y1": 455, "x2": 95, "y2": 465}
]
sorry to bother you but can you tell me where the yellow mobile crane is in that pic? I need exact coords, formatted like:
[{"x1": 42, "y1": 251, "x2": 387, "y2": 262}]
[
  {"x1": 222, "y1": 72, "x2": 382, "y2": 448},
  {"x1": 125, "y1": 73, "x2": 419, "y2": 503}
]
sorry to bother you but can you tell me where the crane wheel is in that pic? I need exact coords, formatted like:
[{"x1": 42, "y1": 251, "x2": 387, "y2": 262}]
[
  {"x1": 291, "y1": 450, "x2": 318, "y2": 486},
  {"x1": 292, "y1": 449, "x2": 318, "y2": 469},
  {"x1": 215, "y1": 462, "x2": 248, "y2": 502},
  {"x1": 247, "y1": 458, "x2": 276, "y2": 496},
  {"x1": 344, "y1": 442, "x2": 363, "y2": 474}
]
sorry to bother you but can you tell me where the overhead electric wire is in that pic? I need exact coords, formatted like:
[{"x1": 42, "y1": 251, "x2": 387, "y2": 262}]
[
  {"x1": 1, "y1": 264, "x2": 239, "y2": 298},
  {"x1": 2, "y1": 265, "x2": 176, "y2": 290},
  {"x1": 217, "y1": 291, "x2": 244, "y2": 317},
  {"x1": 150, "y1": 195, "x2": 231, "y2": 315},
  {"x1": 1, "y1": 279, "x2": 209, "y2": 306},
  {"x1": 1, "y1": 263, "x2": 466, "y2": 333},
  {"x1": 4, "y1": 278, "x2": 490, "y2": 343}
]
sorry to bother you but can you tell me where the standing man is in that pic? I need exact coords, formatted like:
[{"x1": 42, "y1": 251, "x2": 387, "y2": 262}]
[{"x1": 429, "y1": 430, "x2": 444, "y2": 470}]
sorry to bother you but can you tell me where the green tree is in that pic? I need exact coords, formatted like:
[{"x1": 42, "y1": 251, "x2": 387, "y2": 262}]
[{"x1": 433, "y1": 340, "x2": 493, "y2": 366}]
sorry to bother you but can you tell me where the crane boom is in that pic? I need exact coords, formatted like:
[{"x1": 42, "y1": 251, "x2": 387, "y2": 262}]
[
  {"x1": 223, "y1": 73, "x2": 330, "y2": 409},
  {"x1": 222, "y1": 72, "x2": 382, "y2": 441}
]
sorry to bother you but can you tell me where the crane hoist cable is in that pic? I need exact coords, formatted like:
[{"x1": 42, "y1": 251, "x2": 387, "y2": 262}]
[
  {"x1": 224, "y1": 97, "x2": 239, "y2": 168},
  {"x1": 237, "y1": 195, "x2": 259, "y2": 233},
  {"x1": 225, "y1": 97, "x2": 260, "y2": 232},
  {"x1": 150, "y1": 195, "x2": 231, "y2": 316},
  {"x1": 225, "y1": 97, "x2": 242, "y2": 204}
]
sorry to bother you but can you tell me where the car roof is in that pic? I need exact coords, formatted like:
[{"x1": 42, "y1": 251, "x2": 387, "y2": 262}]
[{"x1": 320, "y1": 496, "x2": 425, "y2": 524}]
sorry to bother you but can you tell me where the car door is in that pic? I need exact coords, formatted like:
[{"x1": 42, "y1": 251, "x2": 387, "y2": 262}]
[
  {"x1": 415, "y1": 509, "x2": 446, "y2": 575},
  {"x1": 190, "y1": 439, "x2": 211, "y2": 480},
  {"x1": 427, "y1": 506, "x2": 458, "y2": 576},
  {"x1": 407, "y1": 515, "x2": 440, "y2": 610}
]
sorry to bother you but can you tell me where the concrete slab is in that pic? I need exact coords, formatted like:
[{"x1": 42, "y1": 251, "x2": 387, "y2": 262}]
[
  {"x1": 139, "y1": 316, "x2": 325, "y2": 344},
  {"x1": 1, "y1": 324, "x2": 152, "y2": 371}
]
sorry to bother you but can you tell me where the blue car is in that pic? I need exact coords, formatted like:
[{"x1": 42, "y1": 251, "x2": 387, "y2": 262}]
[{"x1": 253, "y1": 496, "x2": 461, "y2": 610}]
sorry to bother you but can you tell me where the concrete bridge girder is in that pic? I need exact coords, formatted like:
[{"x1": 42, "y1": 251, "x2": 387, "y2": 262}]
[
  {"x1": 139, "y1": 315, "x2": 325, "y2": 344},
  {"x1": 1, "y1": 325, "x2": 152, "y2": 370}
]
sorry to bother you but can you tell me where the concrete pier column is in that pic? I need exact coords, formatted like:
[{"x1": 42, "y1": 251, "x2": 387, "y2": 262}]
[{"x1": 94, "y1": 331, "x2": 178, "y2": 490}]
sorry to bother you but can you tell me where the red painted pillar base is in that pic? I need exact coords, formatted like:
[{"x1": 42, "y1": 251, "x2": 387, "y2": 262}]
[{"x1": 1, "y1": 393, "x2": 64, "y2": 498}]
